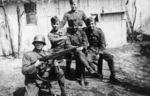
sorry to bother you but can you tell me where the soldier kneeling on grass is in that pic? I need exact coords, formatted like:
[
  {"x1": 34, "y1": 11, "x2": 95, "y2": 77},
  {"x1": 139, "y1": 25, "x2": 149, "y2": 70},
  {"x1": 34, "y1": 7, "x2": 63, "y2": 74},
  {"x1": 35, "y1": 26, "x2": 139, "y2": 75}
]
[{"x1": 22, "y1": 35, "x2": 67, "y2": 96}]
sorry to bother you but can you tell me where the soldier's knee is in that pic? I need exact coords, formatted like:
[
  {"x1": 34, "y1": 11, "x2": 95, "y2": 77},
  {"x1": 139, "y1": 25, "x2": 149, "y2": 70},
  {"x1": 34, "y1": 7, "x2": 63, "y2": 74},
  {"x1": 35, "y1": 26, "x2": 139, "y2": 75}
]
[
  {"x1": 76, "y1": 50, "x2": 84, "y2": 56},
  {"x1": 106, "y1": 52, "x2": 114, "y2": 59},
  {"x1": 106, "y1": 58, "x2": 114, "y2": 65}
]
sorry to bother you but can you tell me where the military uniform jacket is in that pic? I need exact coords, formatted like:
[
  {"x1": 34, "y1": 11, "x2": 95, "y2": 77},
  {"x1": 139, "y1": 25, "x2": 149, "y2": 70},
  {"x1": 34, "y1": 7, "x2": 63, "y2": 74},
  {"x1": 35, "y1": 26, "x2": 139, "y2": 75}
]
[
  {"x1": 48, "y1": 28, "x2": 67, "y2": 49},
  {"x1": 22, "y1": 49, "x2": 50, "y2": 85},
  {"x1": 66, "y1": 28, "x2": 88, "y2": 49},
  {"x1": 60, "y1": 10, "x2": 87, "y2": 28},
  {"x1": 85, "y1": 27, "x2": 106, "y2": 54}
]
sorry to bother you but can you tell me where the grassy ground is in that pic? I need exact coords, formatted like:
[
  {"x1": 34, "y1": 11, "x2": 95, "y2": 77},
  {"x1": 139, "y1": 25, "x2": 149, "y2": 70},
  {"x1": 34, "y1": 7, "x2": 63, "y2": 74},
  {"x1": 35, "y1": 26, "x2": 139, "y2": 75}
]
[{"x1": 0, "y1": 43, "x2": 150, "y2": 96}]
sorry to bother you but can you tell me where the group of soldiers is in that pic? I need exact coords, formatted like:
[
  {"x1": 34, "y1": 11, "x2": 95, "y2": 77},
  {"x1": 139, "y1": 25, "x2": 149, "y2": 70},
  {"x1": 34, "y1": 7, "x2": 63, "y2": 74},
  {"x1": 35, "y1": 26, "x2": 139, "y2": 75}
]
[{"x1": 22, "y1": 0, "x2": 120, "y2": 96}]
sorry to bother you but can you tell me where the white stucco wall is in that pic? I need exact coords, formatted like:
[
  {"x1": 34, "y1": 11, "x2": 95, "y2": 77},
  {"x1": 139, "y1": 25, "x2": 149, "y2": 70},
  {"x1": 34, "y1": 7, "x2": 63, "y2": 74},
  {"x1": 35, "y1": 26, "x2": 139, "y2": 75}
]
[
  {"x1": 139, "y1": 0, "x2": 150, "y2": 35},
  {"x1": 127, "y1": 0, "x2": 150, "y2": 35},
  {"x1": 0, "y1": 0, "x2": 128, "y2": 55}
]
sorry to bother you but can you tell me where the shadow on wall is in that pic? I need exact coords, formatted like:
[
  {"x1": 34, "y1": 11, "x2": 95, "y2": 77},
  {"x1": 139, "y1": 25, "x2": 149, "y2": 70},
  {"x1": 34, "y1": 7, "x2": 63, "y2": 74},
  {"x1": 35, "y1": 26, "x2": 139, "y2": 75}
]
[
  {"x1": 0, "y1": 40, "x2": 11, "y2": 56},
  {"x1": 0, "y1": 24, "x2": 12, "y2": 56}
]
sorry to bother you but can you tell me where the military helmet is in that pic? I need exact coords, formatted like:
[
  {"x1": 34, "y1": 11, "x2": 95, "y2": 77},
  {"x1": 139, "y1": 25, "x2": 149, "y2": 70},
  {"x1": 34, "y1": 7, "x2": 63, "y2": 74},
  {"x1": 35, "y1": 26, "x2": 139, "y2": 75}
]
[
  {"x1": 51, "y1": 16, "x2": 60, "y2": 24},
  {"x1": 32, "y1": 35, "x2": 46, "y2": 45}
]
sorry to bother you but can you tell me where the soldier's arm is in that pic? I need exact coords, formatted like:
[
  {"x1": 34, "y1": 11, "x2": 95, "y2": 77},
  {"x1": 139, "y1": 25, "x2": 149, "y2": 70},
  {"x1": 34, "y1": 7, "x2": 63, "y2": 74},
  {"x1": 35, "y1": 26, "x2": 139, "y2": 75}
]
[
  {"x1": 100, "y1": 30, "x2": 106, "y2": 50},
  {"x1": 81, "y1": 31, "x2": 89, "y2": 49},
  {"x1": 98, "y1": 29, "x2": 106, "y2": 53},
  {"x1": 59, "y1": 13, "x2": 68, "y2": 28},
  {"x1": 22, "y1": 53, "x2": 37, "y2": 75},
  {"x1": 48, "y1": 32, "x2": 67, "y2": 43},
  {"x1": 82, "y1": 11, "x2": 87, "y2": 26},
  {"x1": 65, "y1": 34, "x2": 77, "y2": 48}
]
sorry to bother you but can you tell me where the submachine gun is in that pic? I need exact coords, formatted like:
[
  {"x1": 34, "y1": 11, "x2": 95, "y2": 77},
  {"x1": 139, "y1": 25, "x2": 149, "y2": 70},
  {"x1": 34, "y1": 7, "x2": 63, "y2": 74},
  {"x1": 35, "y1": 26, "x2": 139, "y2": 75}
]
[
  {"x1": 37, "y1": 47, "x2": 77, "y2": 82},
  {"x1": 39, "y1": 47, "x2": 76, "y2": 61}
]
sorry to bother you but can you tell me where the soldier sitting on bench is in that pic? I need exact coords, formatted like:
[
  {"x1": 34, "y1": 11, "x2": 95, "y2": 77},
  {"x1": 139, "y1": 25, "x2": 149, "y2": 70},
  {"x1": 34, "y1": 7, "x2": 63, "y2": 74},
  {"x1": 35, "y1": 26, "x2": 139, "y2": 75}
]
[
  {"x1": 65, "y1": 19, "x2": 102, "y2": 85},
  {"x1": 85, "y1": 17, "x2": 120, "y2": 83}
]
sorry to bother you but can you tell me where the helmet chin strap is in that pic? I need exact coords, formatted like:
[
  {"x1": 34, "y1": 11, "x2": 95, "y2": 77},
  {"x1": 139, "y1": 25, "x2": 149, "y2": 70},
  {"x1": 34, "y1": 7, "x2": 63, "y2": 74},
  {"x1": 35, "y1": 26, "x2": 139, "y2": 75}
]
[{"x1": 34, "y1": 48, "x2": 43, "y2": 53}]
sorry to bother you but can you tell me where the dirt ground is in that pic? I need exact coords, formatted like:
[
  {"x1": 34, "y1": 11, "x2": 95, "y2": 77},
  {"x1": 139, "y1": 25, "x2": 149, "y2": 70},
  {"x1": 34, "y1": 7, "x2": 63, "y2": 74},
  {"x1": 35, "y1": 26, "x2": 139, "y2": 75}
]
[{"x1": 0, "y1": 43, "x2": 150, "y2": 96}]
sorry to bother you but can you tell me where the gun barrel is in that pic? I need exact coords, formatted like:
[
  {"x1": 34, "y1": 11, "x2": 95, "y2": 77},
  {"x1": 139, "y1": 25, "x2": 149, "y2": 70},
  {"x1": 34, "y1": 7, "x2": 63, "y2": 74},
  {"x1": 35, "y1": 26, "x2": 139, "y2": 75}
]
[{"x1": 40, "y1": 47, "x2": 76, "y2": 61}]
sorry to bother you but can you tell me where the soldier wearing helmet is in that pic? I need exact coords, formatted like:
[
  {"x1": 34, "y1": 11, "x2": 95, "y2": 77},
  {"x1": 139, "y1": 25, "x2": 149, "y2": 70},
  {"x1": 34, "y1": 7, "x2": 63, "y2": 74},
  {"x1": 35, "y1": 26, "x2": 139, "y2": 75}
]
[
  {"x1": 85, "y1": 17, "x2": 120, "y2": 83},
  {"x1": 59, "y1": 0, "x2": 87, "y2": 28},
  {"x1": 32, "y1": 35, "x2": 46, "y2": 45},
  {"x1": 22, "y1": 35, "x2": 67, "y2": 96}
]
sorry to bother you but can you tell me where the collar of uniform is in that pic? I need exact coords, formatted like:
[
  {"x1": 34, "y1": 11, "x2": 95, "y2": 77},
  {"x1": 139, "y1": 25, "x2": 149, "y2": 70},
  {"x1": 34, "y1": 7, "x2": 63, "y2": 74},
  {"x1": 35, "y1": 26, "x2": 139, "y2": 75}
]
[
  {"x1": 70, "y1": 9, "x2": 79, "y2": 13},
  {"x1": 68, "y1": 28, "x2": 79, "y2": 34},
  {"x1": 87, "y1": 27, "x2": 97, "y2": 34},
  {"x1": 51, "y1": 29, "x2": 62, "y2": 34},
  {"x1": 33, "y1": 48, "x2": 44, "y2": 55}
]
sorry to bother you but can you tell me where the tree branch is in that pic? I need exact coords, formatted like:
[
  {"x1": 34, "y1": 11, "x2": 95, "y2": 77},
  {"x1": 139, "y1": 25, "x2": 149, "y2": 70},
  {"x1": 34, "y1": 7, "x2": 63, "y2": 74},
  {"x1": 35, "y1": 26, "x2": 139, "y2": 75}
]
[
  {"x1": 125, "y1": 0, "x2": 129, "y2": 5},
  {"x1": 0, "y1": 4, "x2": 16, "y2": 57},
  {"x1": 132, "y1": 0, "x2": 137, "y2": 29}
]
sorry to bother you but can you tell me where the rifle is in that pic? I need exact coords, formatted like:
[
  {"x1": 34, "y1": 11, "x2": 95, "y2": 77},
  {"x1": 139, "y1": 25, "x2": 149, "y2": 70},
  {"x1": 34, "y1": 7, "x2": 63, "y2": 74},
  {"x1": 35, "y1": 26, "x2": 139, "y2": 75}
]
[
  {"x1": 39, "y1": 47, "x2": 77, "y2": 61},
  {"x1": 37, "y1": 47, "x2": 77, "y2": 82}
]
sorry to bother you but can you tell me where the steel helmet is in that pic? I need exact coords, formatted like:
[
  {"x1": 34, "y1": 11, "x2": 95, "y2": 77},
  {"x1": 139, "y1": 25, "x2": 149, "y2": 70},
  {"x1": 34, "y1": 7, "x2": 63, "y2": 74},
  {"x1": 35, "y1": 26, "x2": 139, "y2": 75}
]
[{"x1": 32, "y1": 35, "x2": 46, "y2": 45}]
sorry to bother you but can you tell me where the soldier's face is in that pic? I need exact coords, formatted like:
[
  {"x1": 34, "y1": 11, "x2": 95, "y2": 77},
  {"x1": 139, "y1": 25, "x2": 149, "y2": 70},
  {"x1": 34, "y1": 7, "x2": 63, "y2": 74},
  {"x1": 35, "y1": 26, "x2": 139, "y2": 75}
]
[
  {"x1": 52, "y1": 22, "x2": 59, "y2": 30},
  {"x1": 70, "y1": 2, "x2": 78, "y2": 11},
  {"x1": 34, "y1": 42, "x2": 44, "y2": 50},
  {"x1": 88, "y1": 21, "x2": 95, "y2": 30}
]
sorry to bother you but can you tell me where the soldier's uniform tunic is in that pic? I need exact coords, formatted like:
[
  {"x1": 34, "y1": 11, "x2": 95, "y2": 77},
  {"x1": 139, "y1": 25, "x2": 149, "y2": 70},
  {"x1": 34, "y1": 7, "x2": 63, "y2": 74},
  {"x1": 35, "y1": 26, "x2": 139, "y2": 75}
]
[
  {"x1": 66, "y1": 27, "x2": 95, "y2": 77},
  {"x1": 66, "y1": 28, "x2": 88, "y2": 48},
  {"x1": 85, "y1": 27, "x2": 115, "y2": 76},
  {"x1": 22, "y1": 49, "x2": 66, "y2": 96},
  {"x1": 60, "y1": 10, "x2": 87, "y2": 28},
  {"x1": 48, "y1": 28, "x2": 67, "y2": 52}
]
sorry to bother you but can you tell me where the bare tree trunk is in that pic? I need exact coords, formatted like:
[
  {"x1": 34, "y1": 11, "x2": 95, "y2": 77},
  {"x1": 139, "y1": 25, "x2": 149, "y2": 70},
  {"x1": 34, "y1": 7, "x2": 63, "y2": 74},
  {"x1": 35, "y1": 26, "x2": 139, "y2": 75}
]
[
  {"x1": 16, "y1": 2, "x2": 22, "y2": 58},
  {"x1": 0, "y1": 5, "x2": 16, "y2": 57},
  {"x1": 125, "y1": 0, "x2": 134, "y2": 42},
  {"x1": 132, "y1": 0, "x2": 137, "y2": 32},
  {"x1": 125, "y1": 0, "x2": 137, "y2": 43}
]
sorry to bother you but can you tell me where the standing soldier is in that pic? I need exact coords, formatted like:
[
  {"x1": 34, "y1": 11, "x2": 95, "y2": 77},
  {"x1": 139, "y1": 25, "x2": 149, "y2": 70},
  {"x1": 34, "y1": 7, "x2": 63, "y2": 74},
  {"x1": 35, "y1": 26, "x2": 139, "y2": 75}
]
[
  {"x1": 66, "y1": 19, "x2": 101, "y2": 85},
  {"x1": 22, "y1": 35, "x2": 67, "y2": 96},
  {"x1": 60, "y1": 0, "x2": 87, "y2": 28},
  {"x1": 60, "y1": 0, "x2": 88, "y2": 76},
  {"x1": 85, "y1": 17, "x2": 119, "y2": 82}
]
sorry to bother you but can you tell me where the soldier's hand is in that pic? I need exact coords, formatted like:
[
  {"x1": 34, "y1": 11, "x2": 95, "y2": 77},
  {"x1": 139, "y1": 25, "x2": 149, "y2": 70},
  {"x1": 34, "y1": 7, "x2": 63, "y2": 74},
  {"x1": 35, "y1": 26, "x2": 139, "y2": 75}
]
[
  {"x1": 53, "y1": 60, "x2": 59, "y2": 67},
  {"x1": 34, "y1": 60, "x2": 44, "y2": 67},
  {"x1": 77, "y1": 46, "x2": 84, "y2": 51},
  {"x1": 96, "y1": 54, "x2": 100, "y2": 60},
  {"x1": 54, "y1": 35, "x2": 59, "y2": 38},
  {"x1": 99, "y1": 50, "x2": 104, "y2": 54},
  {"x1": 62, "y1": 36, "x2": 68, "y2": 40}
]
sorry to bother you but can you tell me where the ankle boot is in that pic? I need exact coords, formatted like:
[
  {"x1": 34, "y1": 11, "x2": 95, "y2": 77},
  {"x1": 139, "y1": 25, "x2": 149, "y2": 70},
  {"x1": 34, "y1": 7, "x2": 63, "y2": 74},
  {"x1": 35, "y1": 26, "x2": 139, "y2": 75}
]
[{"x1": 110, "y1": 73, "x2": 120, "y2": 83}]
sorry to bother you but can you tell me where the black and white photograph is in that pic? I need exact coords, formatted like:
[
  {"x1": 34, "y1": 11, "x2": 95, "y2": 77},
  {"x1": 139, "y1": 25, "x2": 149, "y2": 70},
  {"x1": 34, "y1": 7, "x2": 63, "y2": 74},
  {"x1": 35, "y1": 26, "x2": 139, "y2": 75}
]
[{"x1": 0, "y1": 0, "x2": 150, "y2": 96}]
